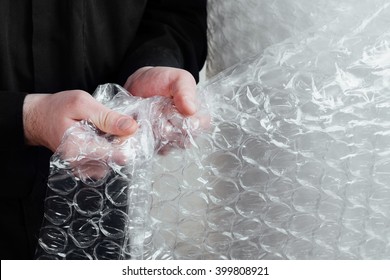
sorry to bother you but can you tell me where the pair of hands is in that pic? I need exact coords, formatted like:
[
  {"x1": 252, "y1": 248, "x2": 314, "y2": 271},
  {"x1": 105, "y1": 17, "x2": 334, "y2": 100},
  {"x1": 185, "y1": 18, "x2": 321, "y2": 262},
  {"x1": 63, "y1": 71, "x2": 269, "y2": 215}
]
[{"x1": 23, "y1": 66, "x2": 200, "y2": 153}]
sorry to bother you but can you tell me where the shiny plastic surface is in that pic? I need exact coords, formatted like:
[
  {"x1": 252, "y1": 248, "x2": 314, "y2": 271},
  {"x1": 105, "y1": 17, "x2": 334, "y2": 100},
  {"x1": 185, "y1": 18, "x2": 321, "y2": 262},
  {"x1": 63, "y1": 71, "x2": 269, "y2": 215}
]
[
  {"x1": 37, "y1": 0, "x2": 390, "y2": 259},
  {"x1": 148, "y1": 1, "x2": 390, "y2": 259},
  {"x1": 35, "y1": 84, "x2": 204, "y2": 259}
]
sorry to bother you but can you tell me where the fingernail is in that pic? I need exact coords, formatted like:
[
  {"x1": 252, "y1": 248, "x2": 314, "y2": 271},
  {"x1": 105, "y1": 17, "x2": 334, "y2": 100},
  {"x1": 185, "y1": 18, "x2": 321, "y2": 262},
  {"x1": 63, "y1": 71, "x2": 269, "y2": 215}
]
[{"x1": 118, "y1": 117, "x2": 136, "y2": 132}]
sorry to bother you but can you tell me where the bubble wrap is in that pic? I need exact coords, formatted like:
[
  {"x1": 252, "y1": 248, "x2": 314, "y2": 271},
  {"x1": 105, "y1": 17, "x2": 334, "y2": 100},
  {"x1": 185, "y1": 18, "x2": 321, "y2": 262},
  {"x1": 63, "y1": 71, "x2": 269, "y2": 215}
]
[
  {"x1": 37, "y1": 1, "x2": 390, "y2": 260},
  {"x1": 147, "y1": 2, "x2": 390, "y2": 259},
  {"x1": 35, "y1": 84, "x2": 204, "y2": 260},
  {"x1": 206, "y1": 0, "x2": 383, "y2": 78}
]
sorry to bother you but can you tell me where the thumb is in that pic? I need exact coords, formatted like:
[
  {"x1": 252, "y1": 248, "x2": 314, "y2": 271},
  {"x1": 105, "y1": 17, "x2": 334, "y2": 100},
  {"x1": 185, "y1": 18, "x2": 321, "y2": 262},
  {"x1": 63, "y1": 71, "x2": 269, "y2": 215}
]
[{"x1": 89, "y1": 106, "x2": 138, "y2": 136}]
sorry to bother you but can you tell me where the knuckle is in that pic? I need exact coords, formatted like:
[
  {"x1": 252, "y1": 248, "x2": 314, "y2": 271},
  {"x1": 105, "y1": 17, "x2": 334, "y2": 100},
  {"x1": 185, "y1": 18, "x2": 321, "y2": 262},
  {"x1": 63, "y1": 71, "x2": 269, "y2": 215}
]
[
  {"x1": 99, "y1": 111, "x2": 110, "y2": 127},
  {"x1": 66, "y1": 90, "x2": 90, "y2": 108},
  {"x1": 99, "y1": 110, "x2": 116, "y2": 130}
]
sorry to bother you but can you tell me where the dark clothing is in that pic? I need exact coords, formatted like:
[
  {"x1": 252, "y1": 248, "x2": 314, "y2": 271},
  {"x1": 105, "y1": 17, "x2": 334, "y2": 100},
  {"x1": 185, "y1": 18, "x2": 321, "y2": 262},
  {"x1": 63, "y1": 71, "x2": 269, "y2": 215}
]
[{"x1": 0, "y1": 0, "x2": 207, "y2": 259}]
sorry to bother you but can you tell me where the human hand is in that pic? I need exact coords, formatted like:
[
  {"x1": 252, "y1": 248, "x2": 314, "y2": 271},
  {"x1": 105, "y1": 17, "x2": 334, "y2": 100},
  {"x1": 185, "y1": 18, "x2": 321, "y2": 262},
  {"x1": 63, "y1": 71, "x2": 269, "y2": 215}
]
[
  {"x1": 23, "y1": 90, "x2": 138, "y2": 152},
  {"x1": 124, "y1": 66, "x2": 198, "y2": 116},
  {"x1": 124, "y1": 66, "x2": 210, "y2": 153}
]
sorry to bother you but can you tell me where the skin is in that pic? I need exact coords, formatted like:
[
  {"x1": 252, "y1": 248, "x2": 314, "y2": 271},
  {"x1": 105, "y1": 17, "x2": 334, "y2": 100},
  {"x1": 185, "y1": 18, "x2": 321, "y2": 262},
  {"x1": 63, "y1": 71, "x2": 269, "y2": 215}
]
[{"x1": 22, "y1": 66, "x2": 199, "y2": 152}]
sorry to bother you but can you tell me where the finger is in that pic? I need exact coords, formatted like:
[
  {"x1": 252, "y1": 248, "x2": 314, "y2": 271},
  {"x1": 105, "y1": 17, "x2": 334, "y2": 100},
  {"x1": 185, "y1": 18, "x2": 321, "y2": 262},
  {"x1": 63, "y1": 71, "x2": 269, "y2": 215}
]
[
  {"x1": 125, "y1": 67, "x2": 199, "y2": 116},
  {"x1": 191, "y1": 109, "x2": 212, "y2": 132},
  {"x1": 85, "y1": 100, "x2": 138, "y2": 136},
  {"x1": 171, "y1": 72, "x2": 198, "y2": 116}
]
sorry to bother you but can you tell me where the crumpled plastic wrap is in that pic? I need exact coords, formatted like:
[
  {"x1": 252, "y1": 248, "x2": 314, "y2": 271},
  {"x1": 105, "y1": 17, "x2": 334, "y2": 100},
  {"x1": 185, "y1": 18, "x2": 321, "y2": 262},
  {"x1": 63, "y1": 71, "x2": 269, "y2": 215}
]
[
  {"x1": 35, "y1": 84, "x2": 205, "y2": 259},
  {"x1": 37, "y1": 0, "x2": 390, "y2": 260}
]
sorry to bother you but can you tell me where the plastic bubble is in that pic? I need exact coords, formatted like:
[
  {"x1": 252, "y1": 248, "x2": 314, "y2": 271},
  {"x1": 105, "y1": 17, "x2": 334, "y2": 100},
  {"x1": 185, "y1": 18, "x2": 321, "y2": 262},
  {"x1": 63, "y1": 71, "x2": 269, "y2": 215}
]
[
  {"x1": 47, "y1": 170, "x2": 78, "y2": 195},
  {"x1": 68, "y1": 218, "x2": 100, "y2": 248},
  {"x1": 229, "y1": 240, "x2": 263, "y2": 260},
  {"x1": 268, "y1": 151, "x2": 297, "y2": 177},
  {"x1": 94, "y1": 240, "x2": 123, "y2": 260},
  {"x1": 288, "y1": 214, "x2": 319, "y2": 239},
  {"x1": 204, "y1": 151, "x2": 242, "y2": 178},
  {"x1": 239, "y1": 137, "x2": 268, "y2": 166},
  {"x1": 182, "y1": 162, "x2": 206, "y2": 189},
  {"x1": 232, "y1": 218, "x2": 263, "y2": 240},
  {"x1": 66, "y1": 249, "x2": 93, "y2": 260},
  {"x1": 150, "y1": 202, "x2": 179, "y2": 224},
  {"x1": 317, "y1": 198, "x2": 343, "y2": 222},
  {"x1": 207, "y1": 177, "x2": 240, "y2": 205},
  {"x1": 284, "y1": 238, "x2": 313, "y2": 260},
  {"x1": 174, "y1": 242, "x2": 203, "y2": 260},
  {"x1": 205, "y1": 232, "x2": 233, "y2": 253},
  {"x1": 152, "y1": 174, "x2": 181, "y2": 202},
  {"x1": 99, "y1": 209, "x2": 129, "y2": 239},
  {"x1": 292, "y1": 187, "x2": 321, "y2": 212},
  {"x1": 207, "y1": 206, "x2": 236, "y2": 232},
  {"x1": 76, "y1": 160, "x2": 110, "y2": 187},
  {"x1": 179, "y1": 191, "x2": 208, "y2": 217},
  {"x1": 177, "y1": 219, "x2": 205, "y2": 243},
  {"x1": 213, "y1": 121, "x2": 243, "y2": 150},
  {"x1": 239, "y1": 166, "x2": 269, "y2": 190},
  {"x1": 74, "y1": 188, "x2": 103, "y2": 216},
  {"x1": 44, "y1": 196, "x2": 72, "y2": 225},
  {"x1": 236, "y1": 83, "x2": 265, "y2": 113},
  {"x1": 314, "y1": 222, "x2": 340, "y2": 248},
  {"x1": 260, "y1": 229, "x2": 288, "y2": 253},
  {"x1": 105, "y1": 176, "x2": 131, "y2": 207},
  {"x1": 235, "y1": 191, "x2": 267, "y2": 219},
  {"x1": 263, "y1": 202, "x2": 292, "y2": 227},
  {"x1": 38, "y1": 226, "x2": 68, "y2": 254}
]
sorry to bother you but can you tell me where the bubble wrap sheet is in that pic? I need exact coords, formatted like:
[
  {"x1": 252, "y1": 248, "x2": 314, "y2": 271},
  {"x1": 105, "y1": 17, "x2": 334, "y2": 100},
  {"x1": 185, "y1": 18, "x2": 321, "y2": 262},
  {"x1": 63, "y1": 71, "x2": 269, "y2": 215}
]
[
  {"x1": 37, "y1": 1, "x2": 390, "y2": 259},
  {"x1": 35, "y1": 84, "x2": 204, "y2": 260},
  {"x1": 147, "y1": 1, "x2": 390, "y2": 260},
  {"x1": 206, "y1": 0, "x2": 385, "y2": 78}
]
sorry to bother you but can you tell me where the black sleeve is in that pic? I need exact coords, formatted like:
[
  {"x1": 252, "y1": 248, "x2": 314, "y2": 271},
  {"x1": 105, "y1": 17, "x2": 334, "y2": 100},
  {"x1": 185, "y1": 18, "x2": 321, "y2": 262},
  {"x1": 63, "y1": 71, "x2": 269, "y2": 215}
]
[
  {"x1": 0, "y1": 91, "x2": 43, "y2": 198},
  {"x1": 116, "y1": 0, "x2": 207, "y2": 84},
  {"x1": 0, "y1": 91, "x2": 28, "y2": 148}
]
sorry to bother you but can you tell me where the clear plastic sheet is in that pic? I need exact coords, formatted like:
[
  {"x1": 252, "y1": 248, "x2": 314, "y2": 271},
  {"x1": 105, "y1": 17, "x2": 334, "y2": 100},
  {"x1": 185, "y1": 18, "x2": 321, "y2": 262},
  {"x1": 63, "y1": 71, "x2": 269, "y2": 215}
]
[
  {"x1": 37, "y1": 0, "x2": 390, "y2": 260},
  {"x1": 35, "y1": 84, "x2": 205, "y2": 259},
  {"x1": 146, "y1": 1, "x2": 390, "y2": 259},
  {"x1": 206, "y1": 0, "x2": 385, "y2": 78}
]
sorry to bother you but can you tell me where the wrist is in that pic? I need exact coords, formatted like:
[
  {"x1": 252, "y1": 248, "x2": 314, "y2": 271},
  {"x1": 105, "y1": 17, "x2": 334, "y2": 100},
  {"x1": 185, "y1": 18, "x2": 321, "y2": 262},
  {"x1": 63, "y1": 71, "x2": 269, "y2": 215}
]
[{"x1": 23, "y1": 93, "x2": 49, "y2": 147}]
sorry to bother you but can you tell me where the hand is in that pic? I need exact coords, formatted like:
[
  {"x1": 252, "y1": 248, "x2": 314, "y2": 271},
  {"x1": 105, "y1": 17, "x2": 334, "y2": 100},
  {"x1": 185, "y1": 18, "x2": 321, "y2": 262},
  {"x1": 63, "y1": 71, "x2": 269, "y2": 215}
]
[
  {"x1": 124, "y1": 66, "x2": 210, "y2": 153},
  {"x1": 23, "y1": 90, "x2": 138, "y2": 152},
  {"x1": 124, "y1": 66, "x2": 198, "y2": 116}
]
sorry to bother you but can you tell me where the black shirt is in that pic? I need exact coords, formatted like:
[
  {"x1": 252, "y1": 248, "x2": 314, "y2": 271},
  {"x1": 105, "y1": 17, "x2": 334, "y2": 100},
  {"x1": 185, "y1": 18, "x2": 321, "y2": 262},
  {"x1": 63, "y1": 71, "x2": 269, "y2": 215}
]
[{"x1": 0, "y1": 0, "x2": 207, "y2": 259}]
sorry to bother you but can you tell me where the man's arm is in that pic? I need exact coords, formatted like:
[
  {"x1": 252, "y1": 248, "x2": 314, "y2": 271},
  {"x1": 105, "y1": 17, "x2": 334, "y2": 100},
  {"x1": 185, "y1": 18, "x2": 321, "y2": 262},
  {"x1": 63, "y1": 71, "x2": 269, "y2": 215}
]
[{"x1": 116, "y1": 0, "x2": 207, "y2": 85}]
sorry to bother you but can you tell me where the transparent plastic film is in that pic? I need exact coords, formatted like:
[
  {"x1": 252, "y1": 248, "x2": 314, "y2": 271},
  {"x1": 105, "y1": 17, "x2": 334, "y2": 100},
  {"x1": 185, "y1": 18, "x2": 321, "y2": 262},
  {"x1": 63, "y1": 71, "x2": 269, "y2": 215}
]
[
  {"x1": 38, "y1": 0, "x2": 390, "y2": 260},
  {"x1": 146, "y1": 1, "x2": 390, "y2": 259},
  {"x1": 206, "y1": 0, "x2": 386, "y2": 78},
  {"x1": 35, "y1": 84, "x2": 207, "y2": 260}
]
